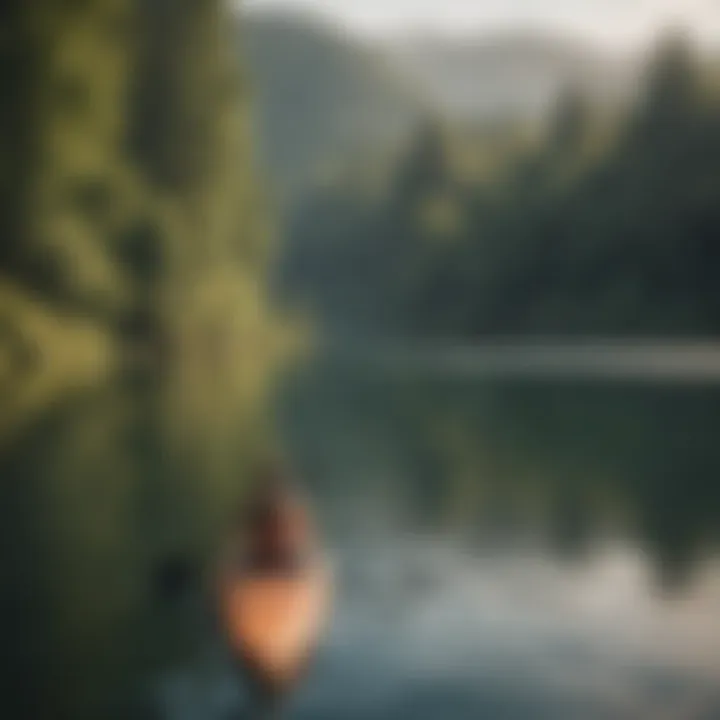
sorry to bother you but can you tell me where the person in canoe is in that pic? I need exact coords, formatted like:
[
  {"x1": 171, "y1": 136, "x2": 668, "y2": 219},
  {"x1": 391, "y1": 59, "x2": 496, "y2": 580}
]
[{"x1": 215, "y1": 466, "x2": 331, "y2": 714}]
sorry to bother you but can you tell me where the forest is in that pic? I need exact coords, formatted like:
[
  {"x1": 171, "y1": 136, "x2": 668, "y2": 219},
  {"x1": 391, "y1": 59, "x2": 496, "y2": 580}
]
[
  {"x1": 0, "y1": 0, "x2": 280, "y2": 441},
  {"x1": 282, "y1": 34, "x2": 720, "y2": 339}
]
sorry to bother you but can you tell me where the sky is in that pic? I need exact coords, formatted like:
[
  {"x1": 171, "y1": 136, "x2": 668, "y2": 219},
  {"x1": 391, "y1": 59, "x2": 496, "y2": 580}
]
[{"x1": 241, "y1": 0, "x2": 720, "y2": 49}]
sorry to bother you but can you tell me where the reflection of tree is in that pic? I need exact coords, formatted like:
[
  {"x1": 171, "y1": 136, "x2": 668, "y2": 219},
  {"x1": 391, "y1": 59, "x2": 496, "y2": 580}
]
[
  {"x1": 0, "y1": 372, "x2": 264, "y2": 720},
  {"x1": 0, "y1": 387, "x2": 145, "y2": 720},
  {"x1": 282, "y1": 367, "x2": 720, "y2": 592}
]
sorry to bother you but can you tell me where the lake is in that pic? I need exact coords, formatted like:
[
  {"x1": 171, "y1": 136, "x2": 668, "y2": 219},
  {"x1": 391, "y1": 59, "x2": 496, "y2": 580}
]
[{"x1": 3, "y1": 347, "x2": 720, "y2": 719}]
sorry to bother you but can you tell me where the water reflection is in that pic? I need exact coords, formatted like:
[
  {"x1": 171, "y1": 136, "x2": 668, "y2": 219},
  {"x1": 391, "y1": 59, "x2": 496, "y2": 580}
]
[
  {"x1": 0, "y1": 376, "x2": 254, "y2": 720},
  {"x1": 2, "y1": 354, "x2": 720, "y2": 719},
  {"x1": 282, "y1": 361, "x2": 720, "y2": 592},
  {"x1": 158, "y1": 541, "x2": 720, "y2": 720}
]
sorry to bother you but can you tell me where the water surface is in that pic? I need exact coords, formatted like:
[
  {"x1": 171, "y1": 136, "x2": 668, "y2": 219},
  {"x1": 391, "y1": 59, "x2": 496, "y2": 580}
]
[{"x1": 3, "y1": 349, "x2": 720, "y2": 719}]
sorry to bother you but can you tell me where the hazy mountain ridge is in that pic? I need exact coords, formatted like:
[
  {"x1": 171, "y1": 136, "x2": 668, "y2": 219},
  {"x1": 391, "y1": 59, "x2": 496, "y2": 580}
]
[
  {"x1": 242, "y1": 10, "x2": 421, "y2": 201},
  {"x1": 386, "y1": 31, "x2": 640, "y2": 120},
  {"x1": 241, "y1": 10, "x2": 643, "y2": 197}
]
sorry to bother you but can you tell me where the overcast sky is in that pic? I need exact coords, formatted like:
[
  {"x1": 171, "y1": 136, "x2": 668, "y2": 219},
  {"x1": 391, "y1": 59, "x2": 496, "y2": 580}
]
[{"x1": 241, "y1": 0, "x2": 720, "y2": 49}]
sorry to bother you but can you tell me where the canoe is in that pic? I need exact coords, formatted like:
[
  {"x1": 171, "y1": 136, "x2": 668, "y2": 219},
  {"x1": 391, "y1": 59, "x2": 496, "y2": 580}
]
[{"x1": 216, "y1": 481, "x2": 331, "y2": 699}]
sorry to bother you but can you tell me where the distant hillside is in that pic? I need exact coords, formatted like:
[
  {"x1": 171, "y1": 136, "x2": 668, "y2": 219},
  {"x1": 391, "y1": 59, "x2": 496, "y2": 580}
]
[
  {"x1": 386, "y1": 32, "x2": 638, "y2": 121},
  {"x1": 242, "y1": 11, "x2": 420, "y2": 202},
  {"x1": 240, "y1": 12, "x2": 644, "y2": 199}
]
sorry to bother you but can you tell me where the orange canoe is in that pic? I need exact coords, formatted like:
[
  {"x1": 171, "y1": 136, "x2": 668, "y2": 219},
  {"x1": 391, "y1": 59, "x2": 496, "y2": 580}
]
[{"x1": 216, "y1": 481, "x2": 331, "y2": 698}]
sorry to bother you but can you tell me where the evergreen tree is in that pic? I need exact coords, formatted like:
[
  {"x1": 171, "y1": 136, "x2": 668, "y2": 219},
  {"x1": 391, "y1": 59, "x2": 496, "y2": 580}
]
[{"x1": 283, "y1": 33, "x2": 720, "y2": 339}]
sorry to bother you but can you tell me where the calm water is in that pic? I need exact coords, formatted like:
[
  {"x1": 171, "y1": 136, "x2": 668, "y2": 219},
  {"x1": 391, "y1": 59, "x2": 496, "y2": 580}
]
[{"x1": 3, "y1": 353, "x2": 720, "y2": 719}]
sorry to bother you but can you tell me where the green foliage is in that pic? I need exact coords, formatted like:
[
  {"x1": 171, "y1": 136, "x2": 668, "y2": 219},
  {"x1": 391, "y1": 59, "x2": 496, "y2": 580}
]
[
  {"x1": 0, "y1": 6, "x2": 286, "y2": 716},
  {"x1": 0, "y1": 0, "x2": 282, "y2": 437},
  {"x1": 284, "y1": 34, "x2": 720, "y2": 338}
]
